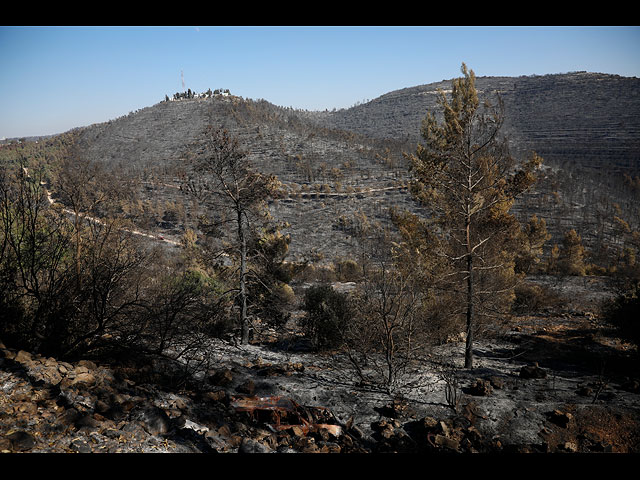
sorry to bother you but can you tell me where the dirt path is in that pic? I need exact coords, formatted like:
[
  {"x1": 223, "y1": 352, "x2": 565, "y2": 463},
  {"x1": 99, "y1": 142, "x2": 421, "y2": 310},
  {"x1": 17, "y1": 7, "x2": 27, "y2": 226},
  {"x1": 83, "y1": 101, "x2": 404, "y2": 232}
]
[{"x1": 22, "y1": 167, "x2": 181, "y2": 247}]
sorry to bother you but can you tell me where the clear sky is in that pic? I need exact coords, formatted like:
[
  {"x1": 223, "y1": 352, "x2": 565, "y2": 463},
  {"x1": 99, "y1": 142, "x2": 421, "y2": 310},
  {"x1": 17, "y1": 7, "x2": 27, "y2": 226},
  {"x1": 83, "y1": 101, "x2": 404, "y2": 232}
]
[{"x1": 1, "y1": 25, "x2": 639, "y2": 139}]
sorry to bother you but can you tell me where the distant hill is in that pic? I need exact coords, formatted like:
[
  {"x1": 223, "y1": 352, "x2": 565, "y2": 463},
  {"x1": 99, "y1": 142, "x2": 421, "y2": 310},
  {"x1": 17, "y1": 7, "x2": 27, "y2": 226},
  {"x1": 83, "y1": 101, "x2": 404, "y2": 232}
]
[
  {"x1": 70, "y1": 72, "x2": 640, "y2": 263},
  {"x1": 314, "y1": 71, "x2": 640, "y2": 173}
]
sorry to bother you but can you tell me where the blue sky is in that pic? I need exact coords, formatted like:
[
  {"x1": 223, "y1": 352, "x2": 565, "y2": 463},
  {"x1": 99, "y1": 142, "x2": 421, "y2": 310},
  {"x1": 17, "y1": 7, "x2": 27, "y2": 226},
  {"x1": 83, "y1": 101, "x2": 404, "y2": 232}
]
[{"x1": 1, "y1": 26, "x2": 639, "y2": 139}]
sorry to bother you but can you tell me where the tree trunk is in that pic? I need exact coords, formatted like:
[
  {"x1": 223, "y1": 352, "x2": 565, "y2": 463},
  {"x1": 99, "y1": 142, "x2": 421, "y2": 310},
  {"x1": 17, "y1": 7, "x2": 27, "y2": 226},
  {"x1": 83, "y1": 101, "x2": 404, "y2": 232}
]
[
  {"x1": 238, "y1": 208, "x2": 249, "y2": 345},
  {"x1": 74, "y1": 209, "x2": 82, "y2": 291},
  {"x1": 465, "y1": 216, "x2": 474, "y2": 369}
]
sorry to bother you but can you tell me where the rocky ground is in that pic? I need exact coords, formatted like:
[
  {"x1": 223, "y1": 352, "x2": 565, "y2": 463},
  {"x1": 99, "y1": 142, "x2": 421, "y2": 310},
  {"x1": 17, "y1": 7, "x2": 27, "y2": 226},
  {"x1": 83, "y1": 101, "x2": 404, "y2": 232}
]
[{"x1": 1, "y1": 276, "x2": 639, "y2": 455}]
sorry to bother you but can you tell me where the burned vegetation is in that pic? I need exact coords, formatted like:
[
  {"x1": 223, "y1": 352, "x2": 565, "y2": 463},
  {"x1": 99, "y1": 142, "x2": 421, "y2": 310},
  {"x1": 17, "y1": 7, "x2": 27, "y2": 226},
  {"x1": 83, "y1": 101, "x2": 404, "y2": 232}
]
[{"x1": 1, "y1": 65, "x2": 639, "y2": 454}]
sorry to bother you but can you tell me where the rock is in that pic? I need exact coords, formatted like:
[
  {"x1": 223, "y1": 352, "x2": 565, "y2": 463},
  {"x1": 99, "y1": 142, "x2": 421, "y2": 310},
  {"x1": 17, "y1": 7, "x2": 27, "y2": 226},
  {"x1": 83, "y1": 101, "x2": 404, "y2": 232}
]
[
  {"x1": 420, "y1": 416, "x2": 439, "y2": 430},
  {"x1": 102, "y1": 428, "x2": 121, "y2": 439},
  {"x1": 560, "y1": 441, "x2": 578, "y2": 453},
  {"x1": 41, "y1": 368, "x2": 63, "y2": 386},
  {"x1": 70, "y1": 372, "x2": 96, "y2": 386},
  {"x1": 215, "y1": 423, "x2": 233, "y2": 439},
  {"x1": 239, "y1": 437, "x2": 273, "y2": 453},
  {"x1": 372, "y1": 418, "x2": 401, "y2": 439},
  {"x1": 94, "y1": 399, "x2": 110, "y2": 414},
  {"x1": 451, "y1": 415, "x2": 471, "y2": 430},
  {"x1": 15, "y1": 401, "x2": 38, "y2": 415},
  {"x1": 70, "y1": 437, "x2": 92, "y2": 453},
  {"x1": 204, "y1": 389, "x2": 227, "y2": 403},
  {"x1": 377, "y1": 397, "x2": 415, "y2": 419},
  {"x1": 380, "y1": 426, "x2": 396, "y2": 440},
  {"x1": 182, "y1": 418, "x2": 209, "y2": 434},
  {"x1": 318, "y1": 441, "x2": 341, "y2": 453},
  {"x1": 132, "y1": 406, "x2": 171, "y2": 436},
  {"x1": 285, "y1": 425, "x2": 307, "y2": 437},
  {"x1": 294, "y1": 436, "x2": 319, "y2": 453},
  {"x1": 74, "y1": 413, "x2": 101, "y2": 429},
  {"x1": 0, "y1": 436, "x2": 11, "y2": 452},
  {"x1": 204, "y1": 433, "x2": 230, "y2": 452},
  {"x1": 434, "y1": 434, "x2": 459, "y2": 451},
  {"x1": 519, "y1": 363, "x2": 547, "y2": 379},
  {"x1": 6, "y1": 430, "x2": 36, "y2": 451},
  {"x1": 77, "y1": 359, "x2": 98, "y2": 370},
  {"x1": 14, "y1": 350, "x2": 33, "y2": 365}
]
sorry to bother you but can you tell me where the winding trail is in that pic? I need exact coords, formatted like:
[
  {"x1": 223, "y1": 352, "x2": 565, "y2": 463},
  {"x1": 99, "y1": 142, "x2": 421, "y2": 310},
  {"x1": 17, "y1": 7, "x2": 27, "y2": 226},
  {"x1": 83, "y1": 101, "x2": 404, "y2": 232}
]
[{"x1": 22, "y1": 167, "x2": 180, "y2": 247}]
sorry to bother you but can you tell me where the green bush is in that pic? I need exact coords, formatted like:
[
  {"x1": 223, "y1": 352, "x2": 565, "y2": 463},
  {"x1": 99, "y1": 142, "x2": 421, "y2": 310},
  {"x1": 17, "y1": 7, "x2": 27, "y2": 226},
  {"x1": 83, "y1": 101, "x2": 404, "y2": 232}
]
[{"x1": 300, "y1": 284, "x2": 350, "y2": 351}]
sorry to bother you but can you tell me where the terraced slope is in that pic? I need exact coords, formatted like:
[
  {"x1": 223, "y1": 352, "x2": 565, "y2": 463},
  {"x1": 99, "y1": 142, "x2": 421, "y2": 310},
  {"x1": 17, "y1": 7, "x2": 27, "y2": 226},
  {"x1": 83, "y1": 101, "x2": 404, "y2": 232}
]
[
  {"x1": 315, "y1": 72, "x2": 640, "y2": 173},
  {"x1": 72, "y1": 72, "x2": 640, "y2": 262}
]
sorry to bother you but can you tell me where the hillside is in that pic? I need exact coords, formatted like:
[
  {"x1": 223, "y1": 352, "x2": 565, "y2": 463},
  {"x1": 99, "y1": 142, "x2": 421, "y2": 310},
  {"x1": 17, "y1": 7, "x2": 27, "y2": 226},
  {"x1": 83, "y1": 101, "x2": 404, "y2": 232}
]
[
  {"x1": 70, "y1": 72, "x2": 640, "y2": 264},
  {"x1": 314, "y1": 72, "x2": 640, "y2": 172}
]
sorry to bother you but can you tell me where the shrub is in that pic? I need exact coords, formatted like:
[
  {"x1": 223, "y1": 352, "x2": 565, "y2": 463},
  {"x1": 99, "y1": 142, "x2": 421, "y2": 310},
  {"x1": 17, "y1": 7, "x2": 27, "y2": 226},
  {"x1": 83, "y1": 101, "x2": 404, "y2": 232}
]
[
  {"x1": 300, "y1": 284, "x2": 350, "y2": 351},
  {"x1": 334, "y1": 258, "x2": 360, "y2": 282},
  {"x1": 512, "y1": 282, "x2": 563, "y2": 314},
  {"x1": 601, "y1": 281, "x2": 640, "y2": 347}
]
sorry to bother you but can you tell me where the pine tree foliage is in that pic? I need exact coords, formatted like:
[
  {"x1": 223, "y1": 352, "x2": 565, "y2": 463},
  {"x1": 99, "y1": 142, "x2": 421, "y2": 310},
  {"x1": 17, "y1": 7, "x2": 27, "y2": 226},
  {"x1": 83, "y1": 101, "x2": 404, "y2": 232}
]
[
  {"x1": 557, "y1": 229, "x2": 587, "y2": 276},
  {"x1": 515, "y1": 214, "x2": 551, "y2": 274},
  {"x1": 406, "y1": 64, "x2": 543, "y2": 368}
]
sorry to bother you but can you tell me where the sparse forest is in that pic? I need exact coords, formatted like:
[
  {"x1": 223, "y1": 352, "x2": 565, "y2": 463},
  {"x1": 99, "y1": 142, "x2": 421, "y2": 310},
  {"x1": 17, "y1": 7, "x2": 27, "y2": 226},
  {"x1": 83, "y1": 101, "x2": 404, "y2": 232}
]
[{"x1": 1, "y1": 66, "x2": 639, "y2": 454}]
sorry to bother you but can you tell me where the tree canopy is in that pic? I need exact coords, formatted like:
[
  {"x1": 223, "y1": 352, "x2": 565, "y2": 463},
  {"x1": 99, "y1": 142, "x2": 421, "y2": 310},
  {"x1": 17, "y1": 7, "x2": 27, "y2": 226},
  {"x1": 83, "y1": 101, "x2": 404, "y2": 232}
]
[{"x1": 407, "y1": 63, "x2": 543, "y2": 368}]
